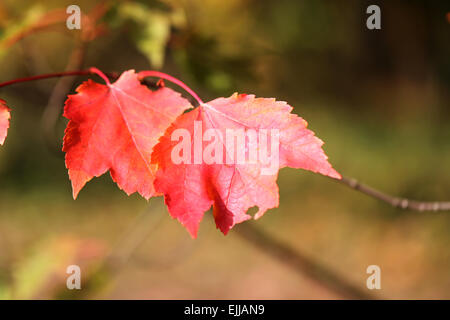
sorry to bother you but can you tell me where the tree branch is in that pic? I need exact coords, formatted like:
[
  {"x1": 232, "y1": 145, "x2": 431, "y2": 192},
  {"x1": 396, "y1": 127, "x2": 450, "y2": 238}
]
[
  {"x1": 1, "y1": 69, "x2": 449, "y2": 213},
  {"x1": 41, "y1": 40, "x2": 89, "y2": 154},
  {"x1": 337, "y1": 175, "x2": 450, "y2": 211},
  {"x1": 0, "y1": 70, "x2": 111, "y2": 89}
]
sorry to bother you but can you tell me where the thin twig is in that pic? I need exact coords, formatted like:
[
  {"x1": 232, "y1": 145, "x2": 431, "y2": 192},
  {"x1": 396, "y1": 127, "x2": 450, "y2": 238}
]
[
  {"x1": 41, "y1": 40, "x2": 89, "y2": 154},
  {"x1": 0, "y1": 70, "x2": 91, "y2": 88},
  {"x1": 338, "y1": 175, "x2": 450, "y2": 211},
  {"x1": 57, "y1": 201, "x2": 165, "y2": 299},
  {"x1": 0, "y1": 70, "x2": 118, "y2": 89},
  {"x1": 105, "y1": 200, "x2": 166, "y2": 269}
]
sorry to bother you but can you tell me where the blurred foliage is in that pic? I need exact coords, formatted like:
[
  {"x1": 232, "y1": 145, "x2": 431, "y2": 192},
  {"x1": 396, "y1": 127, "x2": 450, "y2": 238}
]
[
  {"x1": 104, "y1": 1, "x2": 186, "y2": 69},
  {"x1": 0, "y1": 4, "x2": 46, "y2": 59},
  {"x1": 6, "y1": 236, "x2": 105, "y2": 299},
  {"x1": 0, "y1": 0, "x2": 449, "y2": 299}
]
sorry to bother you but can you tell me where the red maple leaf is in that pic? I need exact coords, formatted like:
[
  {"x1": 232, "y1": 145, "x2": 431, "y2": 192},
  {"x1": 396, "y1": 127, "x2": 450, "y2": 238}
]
[
  {"x1": 152, "y1": 93, "x2": 341, "y2": 238},
  {"x1": 63, "y1": 70, "x2": 192, "y2": 199},
  {"x1": 0, "y1": 99, "x2": 11, "y2": 146}
]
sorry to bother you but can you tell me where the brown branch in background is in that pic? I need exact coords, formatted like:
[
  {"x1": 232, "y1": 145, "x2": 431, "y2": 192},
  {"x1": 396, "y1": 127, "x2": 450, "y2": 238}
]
[
  {"x1": 0, "y1": 1, "x2": 109, "y2": 51},
  {"x1": 40, "y1": 39, "x2": 89, "y2": 154},
  {"x1": 57, "y1": 201, "x2": 167, "y2": 299},
  {"x1": 0, "y1": 9, "x2": 68, "y2": 49},
  {"x1": 105, "y1": 201, "x2": 166, "y2": 269},
  {"x1": 19, "y1": 39, "x2": 54, "y2": 93},
  {"x1": 338, "y1": 175, "x2": 450, "y2": 211},
  {"x1": 234, "y1": 223, "x2": 374, "y2": 300},
  {"x1": 55, "y1": 204, "x2": 160, "y2": 299}
]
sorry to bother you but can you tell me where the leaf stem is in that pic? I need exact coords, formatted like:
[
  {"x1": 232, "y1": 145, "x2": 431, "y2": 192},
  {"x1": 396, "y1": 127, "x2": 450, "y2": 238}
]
[
  {"x1": 89, "y1": 67, "x2": 111, "y2": 85},
  {"x1": 138, "y1": 70, "x2": 204, "y2": 105}
]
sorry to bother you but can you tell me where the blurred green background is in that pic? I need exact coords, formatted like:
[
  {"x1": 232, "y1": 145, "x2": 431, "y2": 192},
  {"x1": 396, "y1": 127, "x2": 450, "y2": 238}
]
[{"x1": 0, "y1": 0, "x2": 449, "y2": 299}]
